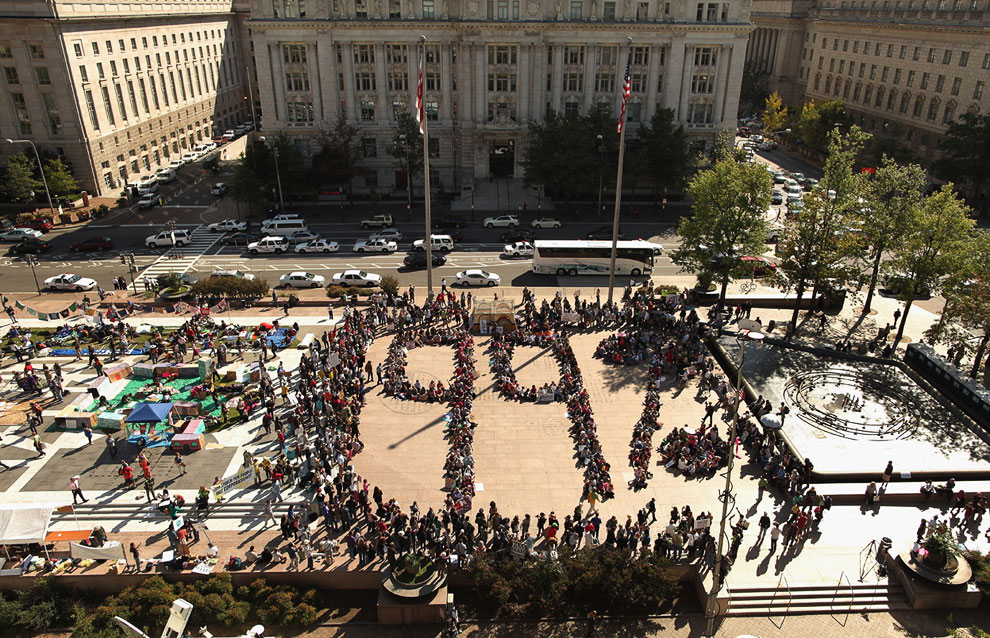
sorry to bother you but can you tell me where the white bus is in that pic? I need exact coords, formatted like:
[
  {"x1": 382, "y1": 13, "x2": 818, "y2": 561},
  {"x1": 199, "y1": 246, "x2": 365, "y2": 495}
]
[{"x1": 532, "y1": 240, "x2": 656, "y2": 277}]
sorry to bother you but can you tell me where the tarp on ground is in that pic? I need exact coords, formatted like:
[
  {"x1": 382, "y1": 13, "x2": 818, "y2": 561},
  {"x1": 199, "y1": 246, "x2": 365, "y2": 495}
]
[
  {"x1": 125, "y1": 402, "x2": 174, "y2": 424},
  {"x1": 69, "y1": 541, "x2": 126, "y2": 561},
  {"x1": 0, "y1": 504, "x2": 56, "y2": 545}
]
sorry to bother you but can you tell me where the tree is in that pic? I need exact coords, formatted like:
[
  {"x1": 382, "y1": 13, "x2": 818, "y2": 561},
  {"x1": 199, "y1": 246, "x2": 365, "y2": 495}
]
[
  {"x1": 43, "y1": 158, "x2": 79, "y2": 196},
  {"x1": 0, "y1": 152, "x2": 40, "y2": 203},
  {"x1": 761, "y1": 91, "x2": 789, "y2": 135},
  {"x1": 934, "y1": 112, "x2": 990, "y2": 201},
  {"x1": 228, "y1": 143, "x2": 272, "y2": 209},
  {"x1": 521, "y1": 109, "x2": 616, "y2": 203},
  {"x1": 856, "y1": 157, "x2": 927, "y2": 312},
  {"x1": 387, "y1": 112, "x2": 424, "y2": 204},
  {"x1": 670, "y1": 159, "x2": 773, "y2": 303},
  {"x1": 312, "y1": 119, "x2": 364, "y2": 202},
  {"x1": 927, "y1": 234, "x2": 990, "y2": 377},
  {"x1": 738, "y1": 61, "x2": 770, "y2": 117},
  {"x1": 633, "y1": 108, "x2": 689, "y2": 200},
  {"x1": 888, "y1": 184, "x2": 975, "y2": 348},
  {"x1": 773, "y1": 126, "x2": 869, "y2": 330},
  {"x1": 797, "y1": 99, "x2": 850, "y2": 152}
]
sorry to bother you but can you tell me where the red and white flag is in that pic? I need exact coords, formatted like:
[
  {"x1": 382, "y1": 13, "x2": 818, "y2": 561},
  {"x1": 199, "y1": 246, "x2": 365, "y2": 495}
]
[
  {"x1": 617, "y1": 52, "x2": 632, "y2": 134},
  {"x1": 416, "y1": 51, "x2": 425, "y2": 135}
]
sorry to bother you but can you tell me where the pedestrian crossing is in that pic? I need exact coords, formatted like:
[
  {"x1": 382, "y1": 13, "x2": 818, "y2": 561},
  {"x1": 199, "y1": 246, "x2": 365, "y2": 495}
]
[{"x1": 138, "y1": 225, "x2": 220, "y2": 281}]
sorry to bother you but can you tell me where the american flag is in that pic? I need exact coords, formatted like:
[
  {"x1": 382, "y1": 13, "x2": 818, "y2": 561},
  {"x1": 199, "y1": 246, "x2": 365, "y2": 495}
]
[
  {"x1": 617, "y1": 52, "x2": 632, "y2": 134},
  {"x1": 416, "y1": 51, "x2": 425, "y2": 135}
]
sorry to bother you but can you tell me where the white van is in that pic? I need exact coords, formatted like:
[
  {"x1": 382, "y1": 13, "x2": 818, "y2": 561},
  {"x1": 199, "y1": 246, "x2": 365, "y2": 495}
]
[
  {"x1": 783, "y1": 179, "x2": 802, "y2": 195},
  {"x1": 247, "y1": 236, "x2": 289, "y2": 254},
  {"x1": 137, "y1": 180, "x2": 160, "y2": 196},
  {"x1": 412, "y1": 234, "x2": 454, "y2": 253},
  {"x1": 155, "y1": 168, "x2": 176, "y2": 184},
  {"x1": 261, "y1": 218, "x2": 308, "y2": 235}
]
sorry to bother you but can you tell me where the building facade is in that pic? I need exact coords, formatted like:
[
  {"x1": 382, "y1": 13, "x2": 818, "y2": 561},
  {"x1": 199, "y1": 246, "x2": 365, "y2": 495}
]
[
  {"x1": 747, "y1": 0, "x2": 990, "y2": 165},
  {"x1": 249, "y1": 0, "x2": 753, "y2": 196},
  {"x1": 0, "y1": 0, "x2": 252, "y2": 197}
]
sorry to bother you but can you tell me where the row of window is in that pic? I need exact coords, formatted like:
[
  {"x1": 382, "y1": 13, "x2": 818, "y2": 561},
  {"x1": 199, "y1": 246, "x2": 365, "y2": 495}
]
[
  {"x1": 814, "y1": 75, "x2": 974, "y2": 125},
  {"x1": 831, "y1": 0, "x2": 986, "y2": 11},
  {"x1": 809, "y1": 32, "x2": 990, "y2": 71},
  {"x1": 806, "y1": 55, "x2": 986, "y2": 101},
  {"x1": 7, "y1": 92, "x2": 62, "y2": 137},
  {"x1": 311, "y1": 0, "x2": 732, "y2": 20},
  {"x1": 70, "y1": 27, "x2": 231, "y2": 58}
]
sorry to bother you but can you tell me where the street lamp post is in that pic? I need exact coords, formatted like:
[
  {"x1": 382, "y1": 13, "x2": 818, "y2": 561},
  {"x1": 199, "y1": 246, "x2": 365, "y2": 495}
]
[
  {"x1": 5, "y1": 139, "x2": 55, "y2": 216},
  {"x1": 24, "y1": 254, "x2": 42, "y2": 294},
  {"x1": 258, "y1": 136, "x2": 284, "y2": 213},
  {"x1": 596, "y1": 134, "x2": 605, "y2": 218},
  {"x1": 119, "y1": 252, "x2": 138, "y2": 293},
  {"x1": 704, "y1": 327, "x2": 765, "y2": 636}
]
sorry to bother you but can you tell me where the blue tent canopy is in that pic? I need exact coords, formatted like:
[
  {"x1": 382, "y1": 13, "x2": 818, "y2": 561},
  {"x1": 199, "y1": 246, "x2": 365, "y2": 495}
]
[{"x1": 125, "y1": 401, "x2": 174, "y2": 424}]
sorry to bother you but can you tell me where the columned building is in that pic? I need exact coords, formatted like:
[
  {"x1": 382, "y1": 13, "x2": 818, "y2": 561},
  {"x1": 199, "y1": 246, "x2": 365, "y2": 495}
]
[
  {"x1": 747, "y1": 0, "x2": 990, "y2": 165},
  {"x1": 249, "y1": 0, "x2": 753, "y2": 196},
  {"x1": 0, "y1": 0, "x2": 251, "y2": 197}
]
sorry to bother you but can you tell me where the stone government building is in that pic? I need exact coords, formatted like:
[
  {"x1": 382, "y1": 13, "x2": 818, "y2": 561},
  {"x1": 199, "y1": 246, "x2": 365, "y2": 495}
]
[
  {"x1": 747, "y1": 0, "x2": 990, "y2": 167},
  {"x1": 1, "y1": 0, "x2": 752, "y2": 198}
]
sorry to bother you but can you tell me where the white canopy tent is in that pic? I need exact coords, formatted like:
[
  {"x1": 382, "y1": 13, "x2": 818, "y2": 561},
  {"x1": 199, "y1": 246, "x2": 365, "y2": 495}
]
[{"x1": 0, "y1": 503, "x2": 56, "y2": 545}]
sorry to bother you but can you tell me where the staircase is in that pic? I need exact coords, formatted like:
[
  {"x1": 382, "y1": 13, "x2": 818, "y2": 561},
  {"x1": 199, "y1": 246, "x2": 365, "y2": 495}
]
[
  {"x1": 726, "y1": 580, "x2": 911, "y2": 617},
  {"x1": 450, "y1": 177, "x2": 554, "y2": 212}
]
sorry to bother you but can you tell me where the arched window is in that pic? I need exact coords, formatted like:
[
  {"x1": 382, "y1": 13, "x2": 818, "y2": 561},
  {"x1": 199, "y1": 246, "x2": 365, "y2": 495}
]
[
  {"x1": 913, "y1": 95, "x2": 925, "y2": 117},
  {"x1": 942, "y1": 100, "x2": 956, "y2": 123},
  {"x1": 927, "y1": 97, "x2": 939, "y2": 120},
  {"x1": 886, "y1": 89, "x2": 896, "y2": 110},
  {"x1": 853, "y1": 83, "x2": 862, "y2": 102},
  {"x1": 875, "y1": 87, "x2": 884, "y2": 108},
  {"x1": 814, "y1": 73, "x2": 821, "y2": 91},
  {"x1": 864, "y1": 84, "x2": 873, "y2": 104},
  {"x1": 843, "y1": 80, "x2": 851, "y2": 99},
  {"x1": 825, "y1": 75, "x2": 832, "y2": 93},
  {"x1": 900, "y1": 93, "x2": 911, "y2": 113}
]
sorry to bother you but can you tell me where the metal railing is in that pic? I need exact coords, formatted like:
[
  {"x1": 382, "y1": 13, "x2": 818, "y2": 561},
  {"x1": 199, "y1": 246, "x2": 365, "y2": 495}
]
[
  {"x1": 830, "y1": 570, "x2": 853, "y2": 627},
  {"x1": 768, "y1": 572, "x2": 791, "y2": 629}
]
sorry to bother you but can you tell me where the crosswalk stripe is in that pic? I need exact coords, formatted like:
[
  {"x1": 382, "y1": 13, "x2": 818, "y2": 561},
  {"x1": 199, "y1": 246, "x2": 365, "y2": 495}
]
[{"x1": 137, "y1": 225, "x2": 219, "y2": 280}]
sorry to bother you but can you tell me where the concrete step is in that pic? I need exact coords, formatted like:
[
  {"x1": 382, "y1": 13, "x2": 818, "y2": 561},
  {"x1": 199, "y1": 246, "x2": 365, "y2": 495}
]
[
  {"x1": 726, "y1": 581, "x2": 910, "y2": 617},
  {"x1": 727, "y1": 603, "x2": 913, "y2": 617}
]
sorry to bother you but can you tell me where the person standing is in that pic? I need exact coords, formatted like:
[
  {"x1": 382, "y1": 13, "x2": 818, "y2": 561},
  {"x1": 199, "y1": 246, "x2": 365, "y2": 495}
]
[
  {"x1": 129, "y1": 542, "x2": 141, "y2": 572},
  {"x1": 272, "y1": 476, "x2": 283, "y2": 502},
  {"x1": 769, "y1": 523, "x2": 781, "y2": 553},
  {"x1": 70, "y1": 475, "x2": 88, "y2": 504},
  {"x1": 105, "y1": 435, "x2": 117, "y2": 458},
  {"x1": 757, "y1": 512, "x2": 771, "y2": 543},
  {"x1": 882, "y1": 460, "x2": 894, "y2": 486},
  {"x1": 174, "y1": 451, "x2": 187, "y2": 475},
  {"x1": 82, "y1": 423, "x2": 93, "y2": 446},
  {"x1": 144, "y1": 476, "x2": 157, "y2": 502},
  {"x1": 264, "y1": 499, "x2": 276, "y2": 527},
  {"x1": 33, "y1": 433, "x2": 46, "y2": 457}
]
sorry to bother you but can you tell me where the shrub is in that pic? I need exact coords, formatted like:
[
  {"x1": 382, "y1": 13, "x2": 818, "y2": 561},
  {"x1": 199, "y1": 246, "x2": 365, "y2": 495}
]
[
  {"x1": 326, "y1": 285, "x2": 378, "y2": 298},
  {"x1": 379, "y1": 274, "x2": 400, "y2": 295},
  {"x1": 0, "y1": 576, "x2": 77, "y2": 635},
  {"x1": 965, "y1": 550, "x2": 990, "y2": 596},
  {"x1": 190, "y1": 276, "x2": 270, "y2": 300}
]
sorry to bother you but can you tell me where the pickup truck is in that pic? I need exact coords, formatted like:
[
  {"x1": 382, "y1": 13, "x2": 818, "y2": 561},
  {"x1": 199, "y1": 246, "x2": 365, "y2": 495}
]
[{"x1": 360, "y1": 214, "x2": 393, "y2": 229}]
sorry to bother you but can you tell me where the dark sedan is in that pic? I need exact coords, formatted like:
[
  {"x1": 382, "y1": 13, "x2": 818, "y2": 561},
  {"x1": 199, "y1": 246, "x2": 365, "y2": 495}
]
[
  {"x1": 432, "y1": 215, "x2": 466, "y2": 229},
  {"x1": 221, "y1": 232, "x2": 260, "y2": 246},
  {"x1": 68, "y1": 236, "x2": 113, "y2": 252},
  {"x1": 403, "y1": 252, "x2": 447, "y2": 269},
  {"x1": 499, "y1": 229, "x2": 534, "y2": 244},
  {"x1": 9, "y1": 238, "x2": 52, "y2": 255},
  {"x1": 586, "y1": 227, "x2": 626, "y2": 240}
]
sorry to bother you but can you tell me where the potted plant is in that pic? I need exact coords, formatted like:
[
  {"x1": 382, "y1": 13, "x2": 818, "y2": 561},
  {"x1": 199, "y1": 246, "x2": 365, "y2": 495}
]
[{"x1": 921, "y1": 525, "x2": 959, "y2": 572}]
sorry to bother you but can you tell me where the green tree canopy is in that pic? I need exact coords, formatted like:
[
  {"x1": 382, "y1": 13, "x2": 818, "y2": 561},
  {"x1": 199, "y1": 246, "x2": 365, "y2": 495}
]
[
  {"x1": 854, "y1": 156, "x2": 926, "y2": 312},
  {"x1": 312, "y1": 118, "x2": 364, "y2": 200},
  {"x1": 633, "y1": 107, "x2": 689, "y2": 198},
  {"x1": 933, "y1": 112, "x2": 990, "y2": 200},
  {"x1": 797, "y1": 99, "x2": 850, "y2": 152},
  {"x1": 521, "y1": 109, "x2": 616, "y2": 202},
  {"x1": 773, "y1": 126, "x2": 869, "y2": 330},
  {"x1": 738, "y1": 61, "x2": 770, "y2": 117},
  {"x1": 888, "y1": 184, "x2": 975, "y2": 346},
  {"x1": 0, "y1": 152, "x2": 41, "y2": 203},
  {"x1": 43, "y1": 157, "x2": 79, "y2": 196},
  {"x1": 228, "y1": 134, "x2": 305, "y2": 209},
  {"x1": 387, "y1": 112, "x2": 425, "y2": 202},
  {"x1": 670, "y1": 158, "x2": 773, "y2": 302}
]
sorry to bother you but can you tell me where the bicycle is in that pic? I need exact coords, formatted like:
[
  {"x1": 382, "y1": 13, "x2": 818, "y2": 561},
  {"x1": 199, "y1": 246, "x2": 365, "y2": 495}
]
[{"x1": 740, "y1": 281, "x2": 758, "y2": 294}]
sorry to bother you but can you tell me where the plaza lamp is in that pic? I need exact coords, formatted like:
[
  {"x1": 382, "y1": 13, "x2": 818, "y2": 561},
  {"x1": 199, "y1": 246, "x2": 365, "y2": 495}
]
[
  {"x1": 704, "y1": 327, "x2": 765, "y2": 636},
  {"x1": 257, "y1": 136, "x2": 284, "y2": 214},
  {"x1": 24, "y1": 253, "x2": 42, "y2": 294},
  {"x1": 5, "y1": 138, "x2": 55, "y2": 216}
]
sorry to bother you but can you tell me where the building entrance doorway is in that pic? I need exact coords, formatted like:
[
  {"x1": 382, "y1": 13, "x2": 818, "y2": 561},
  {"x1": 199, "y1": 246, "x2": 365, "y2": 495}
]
[{"x1": 489, "y1": 140, "x2": 514, "y2": 177}]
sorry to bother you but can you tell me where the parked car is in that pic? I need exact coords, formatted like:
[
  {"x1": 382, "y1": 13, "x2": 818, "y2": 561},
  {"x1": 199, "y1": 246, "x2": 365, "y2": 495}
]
[
  {"x1": 296, "y1": 239, "x2": 340, "y2": 253},
  {"x1": 370, "y1": 228, "x2": 402, "y2": 242},
  {"x1": 43, "y1": 273, "x2": 97, "y2": 291},
  {"x1": 168, "y1": 159, "x2": 185, "y2": 170},
  {"x1": 455, "y1": 269, "x2": 500, "y2": 287},
  {"x1": 530, "y1": 217, "x2": 562, "y2": 229},
  {"x1": 883, "y1": 271, "x2": 932, "y2": 297},
  {"x1": 738, "y1": 255, "x2": 777, "y2": 276},
  {"x1": 181, "y1": 152, "x2": 199, "y2": 163},
  {"x1": 137, "y1": 193, "x2": 159, "y2": 209},
  {"x1": 279, "y1": 271, "x2": 326, "y2": 289},
  {"x1": 208, "y1": 219, "x2": 248, "y2": 232},
  {"x1": 155, "y1": 168, "x2": 176, "y2": 183},
  {"x1": 331, "y1": 269, "x2": 382, "y2": 287},
  {"x1": 503, "y1": 241, "x2": 534, "y2": 257},
  {"x1": 360, "y1": 214, "x2": 394, "y2": 229},
  {"x1": 771, "y1": 190, "x2": 784, "y2": 205},
  {"x1": 211, "y1": 182, "x2": 229, "y2": 196},
  {"x1": 284, "y1": 230, "x2": 320, "y2": 245},
  {"x1": 432, "y1": 215, "x2": 466, "y2": 229},
  {"x1": 586, "y1": 226, "x2": 626, "y2": 240},
  {"x1": 412, "y1": 235, "x2": 454, "y2": 252},
  {"x1": 145, "y1": 229, "x2": 190, "y2": 248},
  {"x1": 210, "y1": 269, "x2": 256, "y2": 281},
  {"x1": 9, "y1": 238, "x2": 52, "y2": 254},
  {"x1": 247, "y1": 236, "x2": 290, "y2": 254},
  {"x1": 499, "y1": 229, "x2": 534, "y2": 244},
  {"x1": 483, "y1": 215, "x2": 519, "y2": 228},
  {"x1": 69, "y1": 236, "x2": 113, "y2": 252},
  {"x1": 21, "y1": 218, "x2": 54, "y2": 233},
  {"x1": 0, "y1": 228, "x2": 43, "y2": 242},
  {"x1": 220, "y1": 232, "x2": 258, "y2": 247},
  {"x1": 402, "y1": 252, "x2": 447, "y2": 269},
  {"x1": 353, "y1": 239, "x2": 397, "y2": 253}
]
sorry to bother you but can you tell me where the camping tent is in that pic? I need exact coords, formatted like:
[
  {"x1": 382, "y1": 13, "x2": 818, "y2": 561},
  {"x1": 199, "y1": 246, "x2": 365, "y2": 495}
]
[
  {"x1": 125, "y1": 401, "x2": 174, "y2": 424},
  {"x1": 0, "y1": 503, "x2": 56, "y2": 545}
]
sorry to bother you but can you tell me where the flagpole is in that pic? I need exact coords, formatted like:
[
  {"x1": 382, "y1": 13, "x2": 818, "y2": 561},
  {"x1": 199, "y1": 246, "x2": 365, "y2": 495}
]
[
  {"x1": 607, "y1": 37, "x2": 633, "y2": 305},
  {"x1": 418, "y1": 35, "x2": 435, "y2": 299}
]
